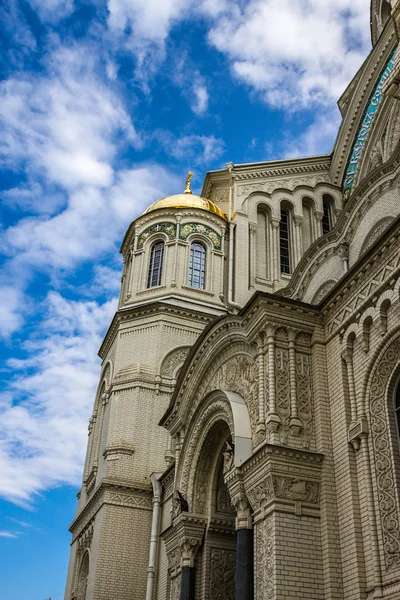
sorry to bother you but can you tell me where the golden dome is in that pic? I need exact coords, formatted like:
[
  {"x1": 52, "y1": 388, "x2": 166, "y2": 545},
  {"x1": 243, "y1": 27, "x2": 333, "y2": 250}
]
[{"x1": 143, "y1": 193, "x2": 227, "y2": 220}]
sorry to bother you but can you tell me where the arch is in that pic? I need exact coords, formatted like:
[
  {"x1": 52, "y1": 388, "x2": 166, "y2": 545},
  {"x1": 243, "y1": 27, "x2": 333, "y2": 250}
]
[
  {"x1": 76, "y1": 550, "x2": 90, "y2": 600},
  {"x1": 365, "y1": 332, "x2": 400, "y2": 569},
  {"x1": 177, "y1": 390, "x2": 252, "y2": 501},
  {"x1": 311, "y1": 279, "x2": 337, "y2": 304},
  {"x1": 256, "y1": 202, "x2": 272, "y2": 280},
  {"x1": 359, "y1": 217, "x2": 395, "y2": 257},
  {"x1": 160, "y1": 346, "x2": 191, "y2": 379},
  {"x1": 147, "y1": 240, "x2": 165, "y2": 288},
  {"x1": 188, "y1": 241, "x2": 207, "y2": 289}
]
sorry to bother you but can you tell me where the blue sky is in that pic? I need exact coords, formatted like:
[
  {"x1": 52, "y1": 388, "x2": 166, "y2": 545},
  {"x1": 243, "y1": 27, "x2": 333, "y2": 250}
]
[{"x1": 0, "y1": 1, "x2": 372, "y2": 598}]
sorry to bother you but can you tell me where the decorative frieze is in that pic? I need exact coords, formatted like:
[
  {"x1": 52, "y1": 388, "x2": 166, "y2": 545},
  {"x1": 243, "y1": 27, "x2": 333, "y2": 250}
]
[
  {"x1": 179, "y1": 222, "x2": 222, "y2": 250},
  {"x1": 137, "y1": 222, "x2": 177, "y2": 249}
]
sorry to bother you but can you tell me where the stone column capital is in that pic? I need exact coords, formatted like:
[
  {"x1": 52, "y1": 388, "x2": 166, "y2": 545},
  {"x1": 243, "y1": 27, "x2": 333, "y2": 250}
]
[{"x1": 232, "y1": 492, "x2": 253, "y2": 530}]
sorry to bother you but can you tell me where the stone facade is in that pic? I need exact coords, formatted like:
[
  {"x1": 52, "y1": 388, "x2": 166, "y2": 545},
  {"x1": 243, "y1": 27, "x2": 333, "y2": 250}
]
[{"x1": 65, "y1": 3, "x2": 400, "y2": 599}]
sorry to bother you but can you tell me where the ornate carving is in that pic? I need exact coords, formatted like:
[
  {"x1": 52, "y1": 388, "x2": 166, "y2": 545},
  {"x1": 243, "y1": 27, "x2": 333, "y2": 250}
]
[
  {"x1": 360, "y1": 217, "x2": 395, "y2": 256},
  {"x1": 237, "y1": 174, "x2": 328, "y2": 199},
  {"x1": 256, "y1": 516, "x2": 273, "y2": 600},
  {"x1": 216, "y1": 458, "x2": 235, "y2": 514},
  {"x1": 169, "y1": 574, "x2": 181, "y2": 600},
  {"x1": 275, "y1": 348, "x2": 290, "y2": 444},
  {"x1": 311, "y1": 280, "x2": 337, "y2": 304},
  {"x1": 247, "y1": 474, "x2": 320, "y2": 511},
  {"x1": 179, "y1": 222, "x2": 222, "y2": 250},
  {"x1": 201, "y1": 354, "x2": 258, "y2": 441},
  {"x1": 296, "y1": 353, "x2": 313, "y2": 449},
  {"x1": 161, "y1": 347, "x2": 191, "y2": 378},
  {"x1": 137, "y1": 222, "x2": 176, "y2": 248},
  {"x1": 210, "y1": 548, "x2": 236, "y2": 600},
  {"x1": 109, "y1": 490, "x2": 152, "y2": 510},
  {"x1": 369, "y1": 336, "x2": 400, "y2": 569}
]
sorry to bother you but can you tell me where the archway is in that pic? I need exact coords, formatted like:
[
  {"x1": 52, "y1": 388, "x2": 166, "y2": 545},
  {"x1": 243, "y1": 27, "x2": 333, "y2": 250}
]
[{"x1": 193, "y1": 420, "x2": 237, "y2": 600}]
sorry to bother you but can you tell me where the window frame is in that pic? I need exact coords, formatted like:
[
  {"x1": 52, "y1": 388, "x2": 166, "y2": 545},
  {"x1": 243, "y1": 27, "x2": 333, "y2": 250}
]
[
  {"x1": 188, "y1": 241, "x2": 207, "y2": 289},
  {"x1": 279, "y1": 207, "x2": 291, "y2": 275},
  {"x1": 147, "y1": 240, "x2": 165, "y2": 288}
]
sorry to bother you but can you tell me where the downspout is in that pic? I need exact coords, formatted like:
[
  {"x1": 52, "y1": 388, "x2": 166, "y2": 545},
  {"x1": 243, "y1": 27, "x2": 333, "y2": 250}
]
[
  {"x1": 146, "y1": 472, "x2": 163, "y2": 600},
  {"x1": 226, "y1": 162, "x2": 241, "y2": 311}
]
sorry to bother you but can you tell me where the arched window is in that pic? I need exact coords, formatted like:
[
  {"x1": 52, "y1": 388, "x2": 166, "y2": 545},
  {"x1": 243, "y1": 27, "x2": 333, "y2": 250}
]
[
  {"x1": 280, "y1": 208, "x2": 291, "y2": 274},
  {"x1": 395, "y1": 381, "x2": 400, "y2": 440},
  {"x1": 322, "y1": 195, "x2": 333, "y2": 235},
  {"x1": 77, "y1": 551, "x2": 89, "y2": 600},
  {"x1": 147, "y1": 241, "x2": 164, "y2": 288},
  {"x1": 188, "y1": 242, "x2": 206, "y2": 289}
]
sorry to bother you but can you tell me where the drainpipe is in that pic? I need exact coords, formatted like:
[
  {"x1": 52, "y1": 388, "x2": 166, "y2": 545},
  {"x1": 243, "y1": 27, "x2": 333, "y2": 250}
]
[
  {"x1": 226, "y1": 162, "x2": 241, "y2": 312},
  {"x1": 146, "y1": 473, "x2": 163, "y2": 600}
]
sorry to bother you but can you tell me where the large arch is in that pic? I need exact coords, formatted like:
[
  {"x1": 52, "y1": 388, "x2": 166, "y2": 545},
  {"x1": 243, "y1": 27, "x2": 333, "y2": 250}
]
[
  {"x1": 365, "y1": 331, "x2": 400, "y2": 570},
  {"x1": 176, "y1": 389, "x2": 252, "y2": 504}
]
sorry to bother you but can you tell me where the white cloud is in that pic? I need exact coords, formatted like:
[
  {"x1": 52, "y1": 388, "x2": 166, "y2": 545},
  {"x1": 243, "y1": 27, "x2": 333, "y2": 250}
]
[
  {"x1": 191, "y1": 82, "x2": 209, "y2": 115},
  {"x1": 0, "y1": 287, "x2": 23, "y2": 339},
  {"x1": 0, "y1": 292, "x2": 117, "y2": 505},
  {"x1": 281, "y1": 108, "x2": 342, "y2": 159},
  {"x1": 207, "y1": 0, "x2": 371, "y2": 109},
  {"x1": 0, "y1": 44, "x2": 140, "y2": 191},
  {"x1": 0, "y1": 531, "x2": 18, "y2": 538}
]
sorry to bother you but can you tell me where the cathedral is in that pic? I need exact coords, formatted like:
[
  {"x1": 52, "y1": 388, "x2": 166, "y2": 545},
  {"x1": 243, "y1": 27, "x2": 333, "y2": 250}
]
[{"x1": 65, "y1": 2, "x2": 400, "y2": 599}]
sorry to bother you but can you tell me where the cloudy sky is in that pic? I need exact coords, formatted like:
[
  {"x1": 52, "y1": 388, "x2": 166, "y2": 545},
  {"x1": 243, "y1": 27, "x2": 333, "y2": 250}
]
[{"x1": 0, "y1": 0, "x2": 371, "y2": 598}]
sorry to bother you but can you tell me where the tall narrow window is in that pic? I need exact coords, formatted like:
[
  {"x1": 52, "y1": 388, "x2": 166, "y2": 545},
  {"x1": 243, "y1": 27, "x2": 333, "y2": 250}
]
[
  {"x1": 147, "y1": 241, "x2": 164, "y2": 288},
  {"x1": 395, "y1": 381, "x2": 400, "y2": 440},
  {"x1": 322, "y1": 197, "x2": 333, "y2": 234},
  {"x1": 188, "y1": 242, "x2": 206, "y2": 289},
  {"x1": 280, "y1": 209, "x2": 291, "y2": 274}
]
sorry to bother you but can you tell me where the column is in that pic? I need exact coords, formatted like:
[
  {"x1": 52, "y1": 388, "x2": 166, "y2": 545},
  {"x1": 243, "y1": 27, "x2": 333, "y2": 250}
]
[
  {"x1": 256, "y1": 333, "x2": 266, "y2": 438},
  {"x1": 249, "y1": 223, "x2": 257, "y2": 289},
  {"x1": 179, "y1": 539, "x2": 198, "y2": 600},
  {"x1": 293, "y1": 215, "x2": 303, "y2": 268},
  {"x1": 265, "y1": 326, "x2": 281, "y2": 441},
  {"x1": 232, "y1": 493, "x2": 254, "y2": 600},
  {"x1": 288, "y1": 329, "x2": 302, "y2": 436}
]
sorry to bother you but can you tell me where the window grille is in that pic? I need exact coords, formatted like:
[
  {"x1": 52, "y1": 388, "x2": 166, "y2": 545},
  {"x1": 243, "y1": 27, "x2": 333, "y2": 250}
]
[
  {"x1": 280, "y1": 209, "x2": 291, "y2": 274},
  {"x1": 188, "y1": 242, "x2": 206, "y2": 289},
  {"x1": 147, "y1": 242, "x2": 164, "y2": 288}
]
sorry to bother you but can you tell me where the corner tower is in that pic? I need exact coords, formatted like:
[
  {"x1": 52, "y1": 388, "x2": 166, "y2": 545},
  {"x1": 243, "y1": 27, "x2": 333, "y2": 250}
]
[{"x1": 64, "y1": 177, "x2": 228, "y2": 600}]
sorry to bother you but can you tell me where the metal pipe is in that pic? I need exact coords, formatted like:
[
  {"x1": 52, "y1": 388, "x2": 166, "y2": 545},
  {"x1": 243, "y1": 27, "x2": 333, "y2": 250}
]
[{"x1": 146, "y1": 473, "x2": 163, "y2": 600}]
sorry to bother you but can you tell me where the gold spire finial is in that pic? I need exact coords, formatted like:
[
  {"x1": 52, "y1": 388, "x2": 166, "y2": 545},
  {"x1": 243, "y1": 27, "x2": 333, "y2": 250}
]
[{"x1": 184, "y1": 171, "x2": 193, "y2": 194}]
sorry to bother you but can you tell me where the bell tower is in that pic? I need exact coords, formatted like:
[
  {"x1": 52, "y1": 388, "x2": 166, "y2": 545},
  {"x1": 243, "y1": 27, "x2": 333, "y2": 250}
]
[{"x1": 64, "y1": 178, "x2": 228, "y2": 600}]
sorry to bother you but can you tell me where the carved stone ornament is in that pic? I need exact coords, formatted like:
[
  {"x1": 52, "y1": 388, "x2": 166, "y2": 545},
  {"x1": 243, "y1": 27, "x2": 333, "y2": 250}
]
[
  {"x1": 246, "y1": 474, "x2": 320, "y2": 512},
  {"x1": 210, "y1": 548, "x2": 236, "y2": 600},
  {"x1": 180, "y1": 537, "x2": 201, "y2": 568},
  {"x1": 256, "y1": 516, "x2": 274, "y2": 600},
  {"x1": 368, "y1": 336, "x2": 400, "y2": 569},
  {"x1": 231, "y1": 492, "x2": 252, "y2": 530},
  {"x1": 360, "y1": 216, "x2": 395, "y2": 257},
  {"x1": 161, "y1": 347, "x2": 190, "y2": 379}
]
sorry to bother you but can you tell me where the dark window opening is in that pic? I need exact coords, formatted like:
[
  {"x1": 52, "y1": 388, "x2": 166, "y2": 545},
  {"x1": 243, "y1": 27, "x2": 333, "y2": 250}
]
[
  {"x1": 280, "y1": 209, "x2": 291, "y2": 274},
  {"x1": 322, "y1": 199, "x2": 332, "y2": 235}
]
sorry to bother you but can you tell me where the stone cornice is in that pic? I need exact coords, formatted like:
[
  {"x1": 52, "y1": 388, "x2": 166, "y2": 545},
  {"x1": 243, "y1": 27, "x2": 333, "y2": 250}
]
[
  {"x1": 98, "y1": 301, "x2": 213, "y2": 360},
  {"x1": 69, "y1": 479, "x2": 152, "y2": 538}
]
